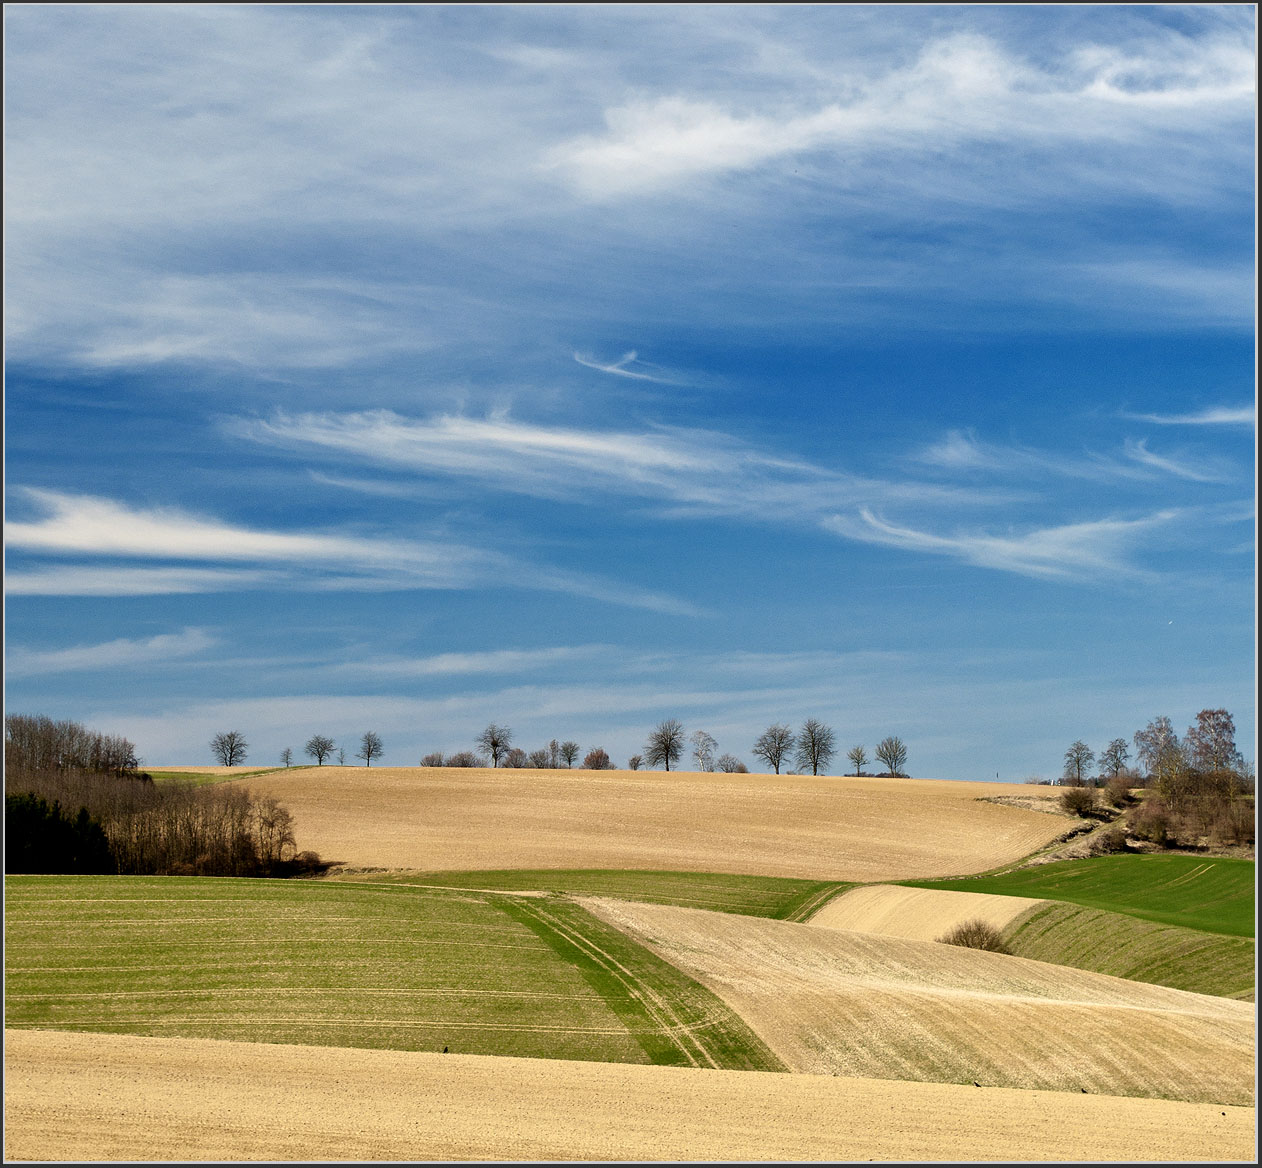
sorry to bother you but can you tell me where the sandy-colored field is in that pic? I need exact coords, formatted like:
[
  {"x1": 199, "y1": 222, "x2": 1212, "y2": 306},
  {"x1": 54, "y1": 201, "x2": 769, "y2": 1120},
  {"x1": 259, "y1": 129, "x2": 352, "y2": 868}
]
[
  {"x1": 4, "y1": 1029, "x2": 1254, "y2": 1163},
  {"x1": 241, "y1": 767, "x2": 1068, "y2": 880},
  {"x1": 809, "y1": 883, "x2": 1046, "y2": 940},
  {"x1": 582, "y1": 898, "x2": 1255, "y2": 1105}
]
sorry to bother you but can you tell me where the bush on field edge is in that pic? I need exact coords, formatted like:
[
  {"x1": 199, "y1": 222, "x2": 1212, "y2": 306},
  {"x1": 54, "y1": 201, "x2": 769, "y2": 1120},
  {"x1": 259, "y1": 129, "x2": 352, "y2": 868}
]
[{"x1": 937, "y1": 918, "x2": 1012, "y2": 954}]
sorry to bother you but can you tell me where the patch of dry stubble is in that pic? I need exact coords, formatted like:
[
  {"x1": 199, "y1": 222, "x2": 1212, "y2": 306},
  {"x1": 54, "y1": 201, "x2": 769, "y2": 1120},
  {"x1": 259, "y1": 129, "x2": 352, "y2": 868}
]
[
  {"x1": 581, "y1": 898, "x2": 1255, "y2": 1106},
  {"x1": 3, "y1": 1029, "x2": 1253, "y2": 1163},
  {"x1": 244, "y1": 767, "x2": 1068, "y2": 879},
  {"x1": 808, "y1": 884, "x2": 1047, "y2": 940}
]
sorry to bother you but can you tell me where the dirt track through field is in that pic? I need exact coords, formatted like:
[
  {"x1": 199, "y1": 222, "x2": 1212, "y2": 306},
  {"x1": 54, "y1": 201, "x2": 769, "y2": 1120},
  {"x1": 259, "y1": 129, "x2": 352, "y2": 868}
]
[
  {"x1": 243, "y1": 767, "x2": 1068, "y2": 879},
  {"x1": 4, "y1": 1029, "x2": 1253, "y2": 1163},
  {"x1": 582, "y1": 898, "x2": 1255, "y2": 1106},
  {"x1": 808, "y1": 883, "x2": 1047, "y2": 940}
]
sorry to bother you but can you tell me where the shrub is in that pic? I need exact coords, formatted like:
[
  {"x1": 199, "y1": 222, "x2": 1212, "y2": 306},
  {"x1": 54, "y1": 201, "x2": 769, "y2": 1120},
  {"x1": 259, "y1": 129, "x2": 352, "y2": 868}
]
[
  {"x1": 528, "y1": 749, "x2": 551, "y2": 768},
  {"x1": 1129, "y1": 795, "x2": 1174, "y2": 845},
  {"x1": 716, "y1": 754, "x2": 748, "y2": 773},
  {"x1": 937, "y1": 918, "x2": 1012, "y2": 954},
  {"x1": 1059, "y1": 786, "x2": 1097, "y2": 816},
  {"x1": 583, "y1": 747, "x2": 613, "y2": 770},
  {"x1": 1091, "y1": 825, "x2": 1129, "y2": 854},
  {"x1": 627, "y1": 755, "x2": 642, "y2": 771},
  {"x1": 419, "y1": 752, "x2": 445, "y2": 767},
  {"x1": 1103, "y1": 772, "x2": 1135, "y2": 808},
  {"x1": 501, "y1": 747, "x2": 529, "y2": 769},
  {"x1": 445, "y1": 751, "x2": 486, "y2": 768}
]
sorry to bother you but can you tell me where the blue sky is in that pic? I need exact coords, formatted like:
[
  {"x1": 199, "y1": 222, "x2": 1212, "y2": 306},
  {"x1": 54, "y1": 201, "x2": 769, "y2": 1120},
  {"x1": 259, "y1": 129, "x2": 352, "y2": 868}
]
[{"x1": 4, "y1": 4, "x2": 1255, "y2": 778}]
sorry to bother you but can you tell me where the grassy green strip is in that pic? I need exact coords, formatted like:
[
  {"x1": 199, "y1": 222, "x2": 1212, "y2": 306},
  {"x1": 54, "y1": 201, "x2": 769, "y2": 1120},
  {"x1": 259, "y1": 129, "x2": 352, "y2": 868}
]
[
  {"x1": 902, "y1": 854, "x2": 1254, "y2": 937},
  {"x1": 3, "y1": 875, "x2": 645, "y2": 1064},
  {"x1": 331, "y1": 868, "x2": 854, "y2": 920},
  {"x1": 1003, "y1": 901, "x2": 1255, "y2": 998},
  {"x1": 147, "y1": 768, "x2": 288, "y2": 787},
  {"x1": 500, "y1": 896, "x2": 786, "y2": 1073}
]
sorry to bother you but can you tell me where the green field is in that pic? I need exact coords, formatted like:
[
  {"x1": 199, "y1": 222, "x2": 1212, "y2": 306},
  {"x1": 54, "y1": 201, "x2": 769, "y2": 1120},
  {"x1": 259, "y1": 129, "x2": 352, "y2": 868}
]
[
  {"x1": 1002, "y1": 901, "x2": 1254, "y2": 998},
  {"x1": 147, "y1": 768, "x2": 286, "y2": 787},
  {"x1": 329, "y1": 869, "x2": 854, "y2": 922},
  {"x1": 903, "y1": 854, "x2": 1255, "y2": 937},
  {"x1": 3, "y1": 875, "x2": 783, "y2": 1071}
]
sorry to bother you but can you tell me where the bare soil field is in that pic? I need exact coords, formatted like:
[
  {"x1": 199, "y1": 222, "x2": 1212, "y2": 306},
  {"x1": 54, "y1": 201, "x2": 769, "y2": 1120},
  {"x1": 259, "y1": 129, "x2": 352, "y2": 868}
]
[
  {"x1": 243, "y1": 767, "x2": 1069, "y2": 880},
  {"x1": 808, "y1": 883, "x2": 1046, "y2": 940},
  {"x1": 582, "y1": 898, "x2": 1255, "y2": 1105},
  {"x1": 4, "y1": 1029, "x2": 1254, "y2": 1163}
]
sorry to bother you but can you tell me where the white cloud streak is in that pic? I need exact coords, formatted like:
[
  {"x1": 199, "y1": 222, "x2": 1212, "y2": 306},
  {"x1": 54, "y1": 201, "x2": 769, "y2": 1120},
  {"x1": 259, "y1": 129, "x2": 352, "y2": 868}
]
[
  {"x1": 228, "y1": 409, "x2": 994, "y2": 519},
  {"x1": 227, "y1": 409, "x2": 1209, "y2": 583},
  {"x1": 548, "y1": 32, "x2": 1254, "y2": 198},
  {"x1": 3, "y1": 488, "x2": 698, "y2": 615},
  {"x1": 572, "y1": 349, "x2": 687, "y2": 385},
  {"x1": 824, "y1": 508, "x2": 1180, "y2": 582},
  {"x1": 1124, "y1": 405, "x2": 1256, "y2": 427},
  {"x1": 6, "y1": 628, "x2": 218, "y2": 677}
]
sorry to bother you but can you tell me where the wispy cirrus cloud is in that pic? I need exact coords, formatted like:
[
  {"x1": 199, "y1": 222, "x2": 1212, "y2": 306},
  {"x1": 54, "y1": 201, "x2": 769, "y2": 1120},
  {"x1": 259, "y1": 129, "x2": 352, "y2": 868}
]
[
  {"x1": 227, "y1": 408, "x2": 995, "y2": 519},
  {"x1": 1123, "y1": 404, "x2": 1255, "y2": 427},
  {"x1": 572, "y1": 349, "x2": 689, "y2": 385},
  {"x1": 824, "y1": 508, "x2": 1181, "y2": 582},
  {"x1": 914, "y1": 428, "x2": 1241, "y2": 485},
  {"x1": 547, "y1": 31, "x2": 1253, "y2": 198},
  {"x1": 227, "y1": 409, "x2": 1212, "y2": 583},
  {"x1": 6, "y1": 628, "x2": 218, "y2": 677},
  {"x1": 1121, "y1": 438, "x2": 1234, "y2": 483},
  {"x1": 3, "y1": 488, "x2": 698, "y2": 615}
]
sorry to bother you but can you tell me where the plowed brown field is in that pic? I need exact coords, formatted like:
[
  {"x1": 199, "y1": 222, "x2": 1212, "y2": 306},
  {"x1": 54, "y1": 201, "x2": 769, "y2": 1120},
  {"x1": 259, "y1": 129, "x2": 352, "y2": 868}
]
[
  {"x1": 582, "y1": 899, "x2": 1255, "y2": 1105},
  {"x1": 242, "y1": 767, "x2": 1067, "y2": 879},
  {"x1": 809, "y1": 883, "x2": 1046, "y2": 940},
  {"x1": 4, "y1": 1029, "x2": 1253, "y2": 1163}
]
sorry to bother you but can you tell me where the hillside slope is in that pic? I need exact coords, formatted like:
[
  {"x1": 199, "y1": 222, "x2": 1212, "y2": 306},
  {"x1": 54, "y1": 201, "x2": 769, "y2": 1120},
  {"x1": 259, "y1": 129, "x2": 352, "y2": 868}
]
[
  {"x1": 245, "y1": 766, "x2": 1069, "y2": 880},
  {"x1": 5, "y1": 1030, "x2": 1253, "y2": 1163},
  {"x1": 583, "y1": 897, "x2": 1254, "y2": 1105}
]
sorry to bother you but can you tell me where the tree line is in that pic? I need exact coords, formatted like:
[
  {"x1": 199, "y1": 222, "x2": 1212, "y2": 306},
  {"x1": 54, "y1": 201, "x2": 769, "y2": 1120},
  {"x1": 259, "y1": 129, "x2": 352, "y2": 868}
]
[
  {"x1": 412, "y1": 719, "x2": 909, "y2": 777},
  {"x1": 1053, "y1": 709, "x2": 1253, "y2": 848},
  {"x1": 5, "y1": 714, "x2": 325, "y2": 877}
]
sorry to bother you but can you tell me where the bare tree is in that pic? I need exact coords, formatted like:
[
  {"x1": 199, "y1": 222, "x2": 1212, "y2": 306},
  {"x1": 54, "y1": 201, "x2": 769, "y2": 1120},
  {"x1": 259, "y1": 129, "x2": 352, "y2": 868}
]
[
  {"x1": 875, "y1": 735, "x2": 908, "y2": 777},
  {"x1": 1098, "y1": 738, "x2": 1129, "y2": 778},
  {"x1": 752, "y1": 725, "x2": 795, "y2": 774},
  {"x1": 1134, "y1": 716, "x2": 1181, "y2": 790},
  {"x1": 337, "y1": 748, "x2": 347, "y2": 766},
  {"x1": 583, "y1": 747, "x2": 613, "y2": 770},
  {"x1": 627, "y1": 754, "x2": 642, "y2": 770},
  {"x1": 644, "y1": 719, "x2": 685, "y2": 771},
  {"x1": 796, "y1": 719, "x2": 836, "y2": 776},
  {"x1": 1185, "y1": 709, "x2": 1242, "y2": 775},
  {"x1": 501, "y1": 747, "x2": 528, "y2": 768},
  {"x1": 690, "y1": 730, "x2": 718, "y2": 772},
  {"x1": 548, "y1": 739, "x2": 561, "y2": 768},
  {"x1": 357, "y1": 732, "x2": 384, "y2": 767},
  {"x1": 419, "y1": 752, "x2": 444, "y2": 766},
  {"x1": 1062, "y1": 740, "x2": 1094, "y2": 786},
  {"x1": 210, "y1": 731, "x2": 248, "y2": 768},
  {"x1": 280, "y1": 747, "x2": 293, "y2": 768},
  {"x1": 445, "y1": 751, "x2": 485, "y2": 767},
  {"x1": 528, "y1": 749, "x2": 551, "y2": 768},
  {"x1": 716, "y1": 753, "x2": 747, "y2": 773},
  {"x1": 305, "y1": 735, "x2": 336, "y2": 765},
  {"x1": 846, "y1": 744, "x2": 868, "y2": 776},
  {"x1": 559, "y1": 741, "x2": 579, "y2": 767},
  {"x1": 477, "y1": 724, "x2": 513, "y2": 768}
]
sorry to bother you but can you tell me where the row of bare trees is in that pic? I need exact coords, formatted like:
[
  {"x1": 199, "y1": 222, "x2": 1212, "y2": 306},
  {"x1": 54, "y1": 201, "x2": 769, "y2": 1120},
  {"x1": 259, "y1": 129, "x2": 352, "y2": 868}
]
[
  {"x1": 5, "y1": 714, "x2": 139, "y2": 777},
  {"x1": 413, "y1": 719, "x2": 909, "y2": 776}
]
